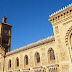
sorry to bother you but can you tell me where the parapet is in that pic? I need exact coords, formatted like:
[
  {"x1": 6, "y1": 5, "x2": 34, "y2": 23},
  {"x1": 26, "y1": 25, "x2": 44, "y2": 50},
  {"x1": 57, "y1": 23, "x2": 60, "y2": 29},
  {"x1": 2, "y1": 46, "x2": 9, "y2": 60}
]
[{"x1": 48, "y1": 3, "x2": 72, "y2": 25}]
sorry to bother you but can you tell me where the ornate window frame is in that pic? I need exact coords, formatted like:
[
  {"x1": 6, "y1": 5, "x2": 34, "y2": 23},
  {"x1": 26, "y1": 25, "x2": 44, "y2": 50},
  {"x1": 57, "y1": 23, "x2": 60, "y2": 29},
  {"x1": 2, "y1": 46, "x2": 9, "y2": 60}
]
[
  {"x1": 65, "y1": 26, "x2": 72, "y2": 62},
  {"x1": 65, "y1": 26, "x2": 72, "y2": 46}
]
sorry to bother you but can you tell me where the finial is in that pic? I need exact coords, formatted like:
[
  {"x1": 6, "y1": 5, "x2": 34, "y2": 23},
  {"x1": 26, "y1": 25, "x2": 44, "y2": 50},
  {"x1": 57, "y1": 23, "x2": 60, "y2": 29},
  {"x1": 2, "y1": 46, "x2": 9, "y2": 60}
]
[{"x1": 2, "y1": 17, "x2": 7, "y2": 23}]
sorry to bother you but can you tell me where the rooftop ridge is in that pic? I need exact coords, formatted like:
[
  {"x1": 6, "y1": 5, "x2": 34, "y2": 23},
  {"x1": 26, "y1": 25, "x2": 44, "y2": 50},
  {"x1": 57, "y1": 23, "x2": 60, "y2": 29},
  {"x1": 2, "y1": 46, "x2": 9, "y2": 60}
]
[
  {"x1": 6, "y1": 36, "x2": 55, "y2": 56},
  {"x1": 49, "y1": 3, "x2": 72, "y2": 18}
]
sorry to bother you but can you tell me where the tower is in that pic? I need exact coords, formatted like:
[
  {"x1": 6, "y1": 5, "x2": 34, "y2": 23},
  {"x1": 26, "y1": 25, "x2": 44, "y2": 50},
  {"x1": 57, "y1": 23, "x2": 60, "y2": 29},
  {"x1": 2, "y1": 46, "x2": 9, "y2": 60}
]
[
  {"x1": 48, "y1": 4, "x2": 72, "y2": 72},
  {"x1": 0, "y1": 17, "x2": 12, "y2": 53}
]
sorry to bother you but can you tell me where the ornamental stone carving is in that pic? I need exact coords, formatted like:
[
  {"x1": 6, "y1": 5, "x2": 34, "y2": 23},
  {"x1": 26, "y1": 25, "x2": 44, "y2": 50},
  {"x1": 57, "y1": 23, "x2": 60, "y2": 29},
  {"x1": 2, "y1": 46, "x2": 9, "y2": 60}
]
[{"x1": 65, "y1": 26, "x2": 72, "y2": 46}]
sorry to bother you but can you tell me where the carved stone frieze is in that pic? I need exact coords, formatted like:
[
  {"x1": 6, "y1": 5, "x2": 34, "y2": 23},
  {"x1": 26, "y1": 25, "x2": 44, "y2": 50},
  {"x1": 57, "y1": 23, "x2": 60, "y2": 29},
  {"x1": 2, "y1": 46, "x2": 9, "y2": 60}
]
[
  {"x1": 63, "y1": 20, "x2": 72, "y2": 25},
  {"x1": 65, "y1": 26, "x2": 72, "y2": 46},
  {"x1": 53, "y1": 16, "x2": 72, "y2": 26}
]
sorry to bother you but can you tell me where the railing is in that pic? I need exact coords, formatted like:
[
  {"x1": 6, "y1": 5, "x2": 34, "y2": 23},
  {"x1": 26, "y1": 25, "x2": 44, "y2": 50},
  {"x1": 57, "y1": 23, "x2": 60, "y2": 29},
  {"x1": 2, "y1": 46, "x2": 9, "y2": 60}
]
[
  {"x1": 47, "y1": 64, "x2": 59, "y2": 72},
  {"x1": 5, "y1": 64, "x2": 59, "y2": 72}
]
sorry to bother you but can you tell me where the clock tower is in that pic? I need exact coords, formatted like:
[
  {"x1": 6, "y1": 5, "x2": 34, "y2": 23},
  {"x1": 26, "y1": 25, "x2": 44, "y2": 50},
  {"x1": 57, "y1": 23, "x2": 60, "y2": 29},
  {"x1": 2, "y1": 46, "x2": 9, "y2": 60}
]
[{"x1": 0, "y1": 17, "x2": 12, "y2": 53}]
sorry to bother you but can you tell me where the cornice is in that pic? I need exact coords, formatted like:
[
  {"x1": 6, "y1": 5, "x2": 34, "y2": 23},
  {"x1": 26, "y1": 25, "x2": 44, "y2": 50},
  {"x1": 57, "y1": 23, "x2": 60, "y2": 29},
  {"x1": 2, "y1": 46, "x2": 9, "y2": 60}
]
[
  {"x1": 2, "y1": 23, "x2": 12, "y2": 27},
  {"x1": 21, "y1": 68, "x2": 30, "y2": 70},
  {"x1": 46, "y1": 64, "x2": 59, "y2": 68},
  {"x1": 52, "y1": 13, "x2": 72, "y2": 26},
  {"x1": 33, "y1": 66, "x2": 43, "y2": 69},
  {"x1": 6, "y1": 36, "x2": 55, "y2": 56}
]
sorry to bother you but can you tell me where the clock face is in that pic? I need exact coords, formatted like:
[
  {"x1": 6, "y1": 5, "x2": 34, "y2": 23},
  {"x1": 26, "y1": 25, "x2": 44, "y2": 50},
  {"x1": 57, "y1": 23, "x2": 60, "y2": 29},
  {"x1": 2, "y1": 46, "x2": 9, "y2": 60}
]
[{"x1": 4, "y1": 30, "x2": 8, "y2": 34}]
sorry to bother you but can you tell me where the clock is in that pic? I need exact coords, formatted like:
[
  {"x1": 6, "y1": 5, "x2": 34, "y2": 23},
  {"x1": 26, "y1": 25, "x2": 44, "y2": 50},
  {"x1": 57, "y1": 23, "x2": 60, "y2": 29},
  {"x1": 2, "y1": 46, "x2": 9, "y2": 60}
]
[{"x1": 4, "y1": 30, "x2": 8, "y2": 34}]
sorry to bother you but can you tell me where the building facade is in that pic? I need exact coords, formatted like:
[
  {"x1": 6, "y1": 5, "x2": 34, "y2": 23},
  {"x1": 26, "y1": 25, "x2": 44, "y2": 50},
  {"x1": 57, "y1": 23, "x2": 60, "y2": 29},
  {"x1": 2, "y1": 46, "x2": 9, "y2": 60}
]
[{"x1": 0, "y1": 3, "x2": 72, "y2": 72}]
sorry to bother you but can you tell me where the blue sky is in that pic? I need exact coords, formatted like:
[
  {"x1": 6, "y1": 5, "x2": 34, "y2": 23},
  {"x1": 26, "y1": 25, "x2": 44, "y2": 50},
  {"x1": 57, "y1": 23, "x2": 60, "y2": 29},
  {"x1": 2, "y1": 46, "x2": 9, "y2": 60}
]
[{"x1": 0, "y1": 0, "x2": 72, "y2": 51}]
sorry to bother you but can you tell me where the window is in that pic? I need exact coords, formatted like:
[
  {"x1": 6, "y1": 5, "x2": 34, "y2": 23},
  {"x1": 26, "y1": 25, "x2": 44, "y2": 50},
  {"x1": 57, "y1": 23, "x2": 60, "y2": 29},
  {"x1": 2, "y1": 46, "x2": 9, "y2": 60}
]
[
  {"x1": 25, "y1": 55, "x2": 28, "y2": 65},
  {"x1": 35, "y1": 52, "x2": 40, "y2": 63},
  {"x1": 9, "y1": 60, "x2": 11, "y2": 68},
  {"x1": 48, "y1": 48, "x2": 55, "y2": 60},
  {"x1": 16, "y1": 57, "x2": 19, "y2": 66},
  {"x1": 2, "y1": 40, "x2": 8, "y2": 44}
]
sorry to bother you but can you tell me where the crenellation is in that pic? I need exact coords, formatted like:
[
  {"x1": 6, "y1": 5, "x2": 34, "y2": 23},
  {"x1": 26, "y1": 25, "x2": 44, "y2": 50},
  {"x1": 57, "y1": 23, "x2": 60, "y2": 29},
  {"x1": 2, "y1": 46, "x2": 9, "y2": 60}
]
[
  {"x1": 49, "y1": 3, "x2": 72, "y2": 18},
  {"x1": 49, "y1": 7, "x2": 72, "y2": 25}
]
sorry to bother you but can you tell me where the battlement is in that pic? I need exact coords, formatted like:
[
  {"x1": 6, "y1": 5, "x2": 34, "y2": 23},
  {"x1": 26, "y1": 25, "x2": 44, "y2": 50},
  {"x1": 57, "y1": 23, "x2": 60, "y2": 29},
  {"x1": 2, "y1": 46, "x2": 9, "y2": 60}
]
[
  {"x1": 49, "y1": 3, "x2": 72, "y2": 18},
  {"x1": 48, "y1": 4, "x2": 72, "y2": 25}
]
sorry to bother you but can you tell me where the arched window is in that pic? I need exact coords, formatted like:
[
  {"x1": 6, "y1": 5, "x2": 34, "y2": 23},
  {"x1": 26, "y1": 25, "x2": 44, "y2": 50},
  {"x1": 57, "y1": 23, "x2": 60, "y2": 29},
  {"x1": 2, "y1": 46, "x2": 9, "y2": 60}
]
[
  {"x1": 35, "y1": 52, "x2": 40, "y2": 63},
  {"x1": 9, "y1": 60, "x2": 11, "y2": 68},
  {"x1": 48, "y1": 48, "x2": 55, "y2": 60},
  {"x1": 70, "y1": 33, "x2": 72, "y2": 46},
  {"x1": 16, "y1": 57, "x2": 19, "y2": 66},
  {"x1": 24, "y1": 55, "x2": 28, "y2": 65}
]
